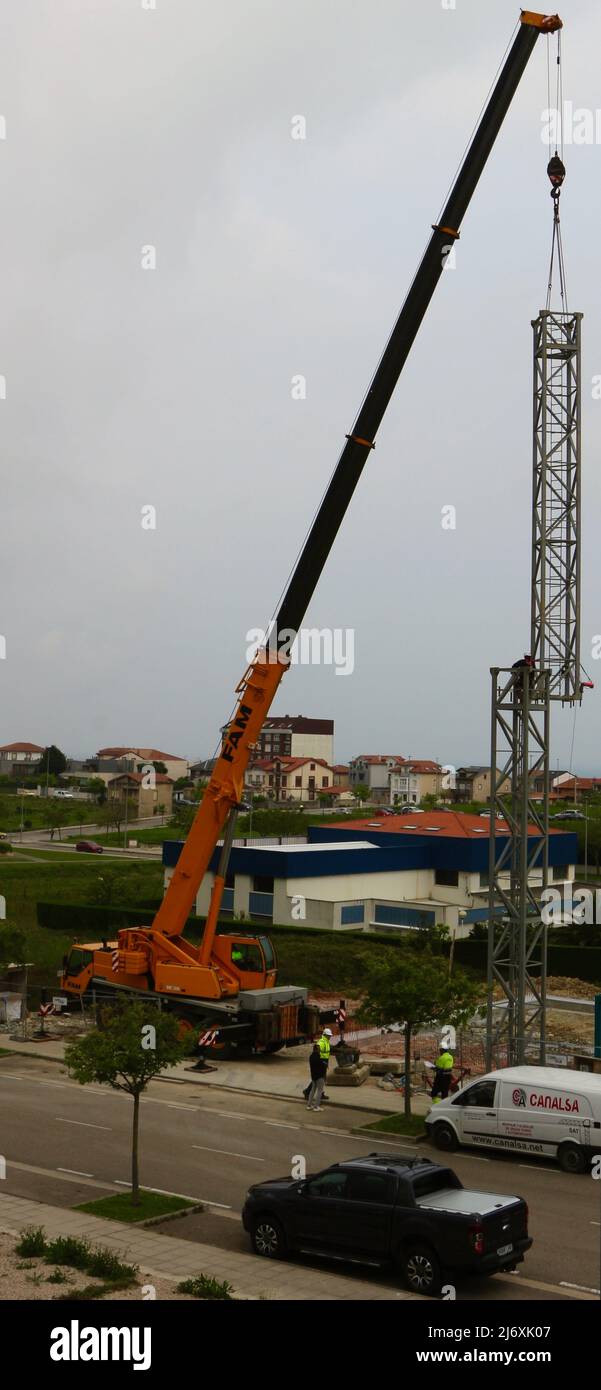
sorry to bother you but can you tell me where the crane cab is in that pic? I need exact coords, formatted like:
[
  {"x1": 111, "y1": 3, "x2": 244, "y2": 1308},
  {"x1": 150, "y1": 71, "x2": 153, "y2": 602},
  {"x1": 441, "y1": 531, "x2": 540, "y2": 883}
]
[{"x1": 212, "y1": 932, "x2": 277, "y2": 991}]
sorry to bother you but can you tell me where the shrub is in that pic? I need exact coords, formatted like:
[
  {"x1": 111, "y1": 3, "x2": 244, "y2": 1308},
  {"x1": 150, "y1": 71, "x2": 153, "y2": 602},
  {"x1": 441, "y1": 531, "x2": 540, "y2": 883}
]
[
  {"x1": 177, "y1": 1274, "x2": 234, "y2": 1300},
  {"x1": 16, "y1": 1227, "x2": 47, "y2": 1257},
  {"x1": 44, "y1": 1236, "x2": 92, "y2": 1269}
]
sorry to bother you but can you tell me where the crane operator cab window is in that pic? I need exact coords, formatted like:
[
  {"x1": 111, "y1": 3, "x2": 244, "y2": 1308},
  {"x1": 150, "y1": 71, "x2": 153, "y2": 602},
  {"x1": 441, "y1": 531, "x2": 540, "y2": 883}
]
[
  {"x1": 229, "y1": 941, "x2": 264, "y2": 973},
  {"x1": 64, "y1": 948, "x2": 94, "y2": 977}
]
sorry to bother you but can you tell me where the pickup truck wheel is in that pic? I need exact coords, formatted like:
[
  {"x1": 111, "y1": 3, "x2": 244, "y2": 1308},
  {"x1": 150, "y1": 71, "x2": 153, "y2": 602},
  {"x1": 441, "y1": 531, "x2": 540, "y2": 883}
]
[
  {"x1": 399, "y1": 1242, "x2": 442, "y2": 1297},
  {"x1": 557, "y1": 1141, "x2": 587, "y2": 1174},
  {"x1": 431, "y1": 1121, "x2": 458, "y2": 1152},
  {"x1": 250, "y1": 1215, "x2": 287, "y2": 1259}
]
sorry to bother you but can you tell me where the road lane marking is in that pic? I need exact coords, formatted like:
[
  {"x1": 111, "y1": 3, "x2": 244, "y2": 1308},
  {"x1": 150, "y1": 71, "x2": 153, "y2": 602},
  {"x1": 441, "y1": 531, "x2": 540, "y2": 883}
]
[
  {"x1": 57, "y1": 1167, "x2": 94, "y2": 1178},
  {"x1": 55, "y1": 1118, "x2": 112, "y2": 1131},
  {"x1": 518, "y1": 1163, "x2": 556, "y2": 1172},
  {"x1": 166, "y1": 1103, "x2": 197, "y2": 1111},
  {"x1": 560, "y1": 1280, "x2": 600, "y2": 1294},
  {"x1": 501, "y1": 1272, "x2": 598, "y2": 1299},
  {"x1": 3, "y1": 1159, "x2": 114, "y2": 1190},
  {"x1": 114, "y1": 1180, "x2": 232, "y2": 1208},
  {"x1": 192, "y1": 1145, "x2": 265, "y2": 1162},
  {"x1": 265, "y1": 1121, "x2": 300, "y2": 1130}
]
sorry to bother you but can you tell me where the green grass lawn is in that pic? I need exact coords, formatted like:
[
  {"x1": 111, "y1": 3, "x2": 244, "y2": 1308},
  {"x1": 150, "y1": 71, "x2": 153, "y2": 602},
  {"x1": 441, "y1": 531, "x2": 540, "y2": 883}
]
[
  {"x1": 66, "y1": 825, "x2": 171, "y2": 847},
  {"x1": 0, "y1": 793, "x2": 98, "y2": 835},
  {"x1": 0, "y1": 856, "x2": 164, "y2": 978},
  {"x1": 359, "y1": 1113, "x2": 427, "y2": 1138},
  {"x1": 76, "y1": 1191, "x2": 197, "y2": 1223}
]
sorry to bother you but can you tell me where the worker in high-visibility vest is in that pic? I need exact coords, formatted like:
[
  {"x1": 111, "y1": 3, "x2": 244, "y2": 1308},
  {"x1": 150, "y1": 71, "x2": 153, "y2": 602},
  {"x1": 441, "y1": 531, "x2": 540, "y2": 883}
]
[
  {"x1": 431, "y1": 1048, "x2": 454, "y2": 1103},
  {"x1": 302, "y1": 1028, "x2": 333, "y2": 1104}
]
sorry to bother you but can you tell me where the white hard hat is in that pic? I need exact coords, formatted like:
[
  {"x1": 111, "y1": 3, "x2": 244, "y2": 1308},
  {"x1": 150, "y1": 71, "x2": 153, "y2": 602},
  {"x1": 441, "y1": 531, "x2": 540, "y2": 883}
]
[{"x1": 323, "y1": 1028, "x2": 333, "y2": 1037}]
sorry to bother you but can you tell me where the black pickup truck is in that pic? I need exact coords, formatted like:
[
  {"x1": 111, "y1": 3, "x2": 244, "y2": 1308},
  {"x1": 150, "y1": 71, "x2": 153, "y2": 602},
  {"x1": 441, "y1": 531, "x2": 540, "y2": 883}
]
[{"x1": 242, "y1": 1153, "x2": 531, "y2": 1294}]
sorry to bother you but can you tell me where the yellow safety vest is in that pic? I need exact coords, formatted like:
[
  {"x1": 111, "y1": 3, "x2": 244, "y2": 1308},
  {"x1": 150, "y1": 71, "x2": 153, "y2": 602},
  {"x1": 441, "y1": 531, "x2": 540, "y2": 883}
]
[
  {"x1": 435, "y1": 1051, "x2": 454, "y2": 1070},
  {"x1": 319, "y1": 1035, "x2": 331, "y2": 1061}
]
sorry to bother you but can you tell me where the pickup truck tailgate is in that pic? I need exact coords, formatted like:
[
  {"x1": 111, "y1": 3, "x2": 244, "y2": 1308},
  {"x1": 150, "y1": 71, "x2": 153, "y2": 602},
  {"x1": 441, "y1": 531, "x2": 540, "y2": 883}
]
[{"x1": 415, "y1": 1188, "x2": 528, "y2": 1250}]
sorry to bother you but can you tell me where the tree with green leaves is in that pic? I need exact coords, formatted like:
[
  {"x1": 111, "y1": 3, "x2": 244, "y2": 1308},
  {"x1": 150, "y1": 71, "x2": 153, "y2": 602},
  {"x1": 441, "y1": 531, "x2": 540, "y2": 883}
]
[
  {"x1": 44, "y1": 800, "x2": 70, "y2": 841},
  {"x1": 0, "y1": 925, "x2": 26, "y2": 967},
  {"x1": 65, "y1": 1001, "x2": 188, "y2": 1205},
  {"x1": 36, "y1": 745, "x2": 67, "y2": 778},
  {"x1": 354, "y1": 783, "x2": 369, "y2": 806},
  {"x1": 358, "y1": 950, "x2": 482, "y2": 1117}
]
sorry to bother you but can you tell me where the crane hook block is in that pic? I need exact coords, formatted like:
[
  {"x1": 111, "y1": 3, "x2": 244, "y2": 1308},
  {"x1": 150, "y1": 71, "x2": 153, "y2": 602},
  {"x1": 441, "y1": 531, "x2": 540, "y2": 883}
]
[
  {"x1": 520, "y1": 12, "x2": 562, "y2": 32},
  {"x1": 547, "y1": 153, "x2": 566, "y2": 191}
]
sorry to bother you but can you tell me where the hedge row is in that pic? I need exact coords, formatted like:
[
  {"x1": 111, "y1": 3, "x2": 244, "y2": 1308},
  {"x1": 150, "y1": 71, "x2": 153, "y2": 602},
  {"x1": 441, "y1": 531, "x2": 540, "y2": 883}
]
[
  {"x1": 35, "y1": 902, "x2": 601, "y2": 987},
  {"x1": 454, "y1": 939, "x2": 601, "y2": 986}
]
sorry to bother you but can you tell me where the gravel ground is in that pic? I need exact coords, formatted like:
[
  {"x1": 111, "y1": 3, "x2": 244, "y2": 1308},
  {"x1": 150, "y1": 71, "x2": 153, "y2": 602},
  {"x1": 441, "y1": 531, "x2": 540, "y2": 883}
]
[{"x1": 0, "y1": 1232, "x2": 195, "y2": 1301}]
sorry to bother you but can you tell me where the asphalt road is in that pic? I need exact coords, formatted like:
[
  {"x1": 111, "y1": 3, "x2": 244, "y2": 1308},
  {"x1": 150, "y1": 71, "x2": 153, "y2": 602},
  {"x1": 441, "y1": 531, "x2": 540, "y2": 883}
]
[{"x1": 1, "y1": 1055, "x2": 599, "y2": 1301}]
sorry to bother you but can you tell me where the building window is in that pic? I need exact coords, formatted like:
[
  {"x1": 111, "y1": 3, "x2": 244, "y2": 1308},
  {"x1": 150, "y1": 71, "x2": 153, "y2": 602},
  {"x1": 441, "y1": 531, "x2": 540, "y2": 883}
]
[
  {"x1": 552, "y1": 865, "x2": 569, "y2": 881},
  {"x1": 341, "y1": 904, "x2": 364, "y2": 925},
  {"x1": 375, "y1": 904, "x2": 435, "y2": 928},
  {"x1": 295, "y1": 776, "x2": 301, "y2": 787},
  {"x1": 435, "y1": 869, "x2": 459, "y2": 887},
  {"x1": 281, "y1": 776, "x2": 287, "y2": 786},
  {"x1": 253, "y1": 875, "x2": 274, "y2": 893},
  {"x1": 322, "y1": 777, "x2": 329, "y2": 787}
]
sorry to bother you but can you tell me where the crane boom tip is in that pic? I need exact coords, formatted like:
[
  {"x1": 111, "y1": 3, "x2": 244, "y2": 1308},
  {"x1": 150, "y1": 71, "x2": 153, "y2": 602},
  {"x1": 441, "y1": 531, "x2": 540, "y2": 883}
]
[{"x1": 520, "y1": 11, "x2": 562, "y2": 32}]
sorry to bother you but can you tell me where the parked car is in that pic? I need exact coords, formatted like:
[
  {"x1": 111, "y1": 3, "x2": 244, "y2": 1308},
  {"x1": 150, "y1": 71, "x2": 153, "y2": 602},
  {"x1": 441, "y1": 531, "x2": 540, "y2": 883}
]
[
  {"x1": 242, "y1": 1154, "x2": 531, "y2": 1295},
  {"x1": 551, "y1": 810, "x2": 584, "y2": 820},
  {"x1": 75, "y1": 840, "x2": 103, "y2": 854}
]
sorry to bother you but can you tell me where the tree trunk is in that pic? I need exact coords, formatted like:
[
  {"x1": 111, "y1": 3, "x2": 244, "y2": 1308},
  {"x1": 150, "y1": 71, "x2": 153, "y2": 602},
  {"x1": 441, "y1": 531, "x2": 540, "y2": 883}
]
[
  {"x1": 404, "y1": 1023, "x2": 412, "y2": 1119},
  {"x1": 131, "y1": 1091, "x2": 140, "y2": 1206}
]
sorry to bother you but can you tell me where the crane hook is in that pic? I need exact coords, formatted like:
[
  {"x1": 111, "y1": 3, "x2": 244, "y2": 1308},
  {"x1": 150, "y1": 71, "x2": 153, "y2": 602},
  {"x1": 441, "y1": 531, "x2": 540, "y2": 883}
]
[{"x1": 547, "y1": 151, "x2": 565, "y2": 198}]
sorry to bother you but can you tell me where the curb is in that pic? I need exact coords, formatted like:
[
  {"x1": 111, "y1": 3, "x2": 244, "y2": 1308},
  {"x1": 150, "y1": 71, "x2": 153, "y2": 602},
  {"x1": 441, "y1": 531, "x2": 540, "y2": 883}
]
[
  {"x1": 351, "y1": 1124, "x2": 428, "y2": 1143},
  {"x1": 0, "y1": 1048, "x2": 412, "y2": 1117}
]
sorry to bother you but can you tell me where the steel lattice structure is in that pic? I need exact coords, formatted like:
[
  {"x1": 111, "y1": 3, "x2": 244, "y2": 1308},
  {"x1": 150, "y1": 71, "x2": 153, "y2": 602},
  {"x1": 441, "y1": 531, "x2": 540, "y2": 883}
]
[
  {"x1": 486, "y1": 666, "x2": 550, "y2": 1067},
  {"x1": 486, "y1": 311, "x2": 582, "y2": 1068},
  {"x1": 531, "y1": 311, "x2": 582, "y2": 703}
]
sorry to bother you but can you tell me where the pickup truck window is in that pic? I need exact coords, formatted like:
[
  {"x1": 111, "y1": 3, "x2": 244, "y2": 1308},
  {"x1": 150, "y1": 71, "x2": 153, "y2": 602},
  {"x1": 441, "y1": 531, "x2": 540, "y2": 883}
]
[
  {"x1": 412, "y1": 1170, "x2": 462, "y2": 1199},
  {"x1": 347, "y1": 1173, "x2": 396, "y2": 1204},
  {"x1": 307, "y1": 1172, "x2": 350, "y2": 1199},
  {"x1": 453, "y1": 1081, "x2": 497, "y2": 1108}
]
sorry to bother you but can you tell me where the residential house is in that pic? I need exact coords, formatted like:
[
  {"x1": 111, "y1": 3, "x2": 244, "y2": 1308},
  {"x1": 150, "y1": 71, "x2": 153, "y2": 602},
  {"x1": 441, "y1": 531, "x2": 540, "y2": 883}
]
[
  {"x1": 349, "y1": 755, "x2": 405, "y2": 803},
  {"x1": 245, "y1": 755, "x2": 334, "y2": 803},
  {"x1": 108, "y1": 772, "x2": 174, "y2": 819},
  {"x1": 0, "y1": 742, "x2": 45, "y2": 778},
  {"x1": 98, "y1": 746, "x2": 189, "y2": 782},
  {"x1": 252, "y1": 716, "x2": 333, "y2": 766},
  {"x1": 389, "y1": 760, "x2": 442, "y2": 805}
]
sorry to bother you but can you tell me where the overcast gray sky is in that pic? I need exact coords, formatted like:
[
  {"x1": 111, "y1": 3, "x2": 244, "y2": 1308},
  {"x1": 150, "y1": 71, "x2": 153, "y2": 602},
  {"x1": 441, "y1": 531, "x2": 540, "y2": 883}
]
[{"x1": 1, "y1": 0, "x2": 599, "y2": 770}]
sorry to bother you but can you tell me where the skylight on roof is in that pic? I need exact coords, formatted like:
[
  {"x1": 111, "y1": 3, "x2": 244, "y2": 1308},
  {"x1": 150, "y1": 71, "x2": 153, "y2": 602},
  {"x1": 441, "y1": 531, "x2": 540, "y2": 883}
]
[{"x1": 424, "y1": 826, "x2": 441, "y2": 832}]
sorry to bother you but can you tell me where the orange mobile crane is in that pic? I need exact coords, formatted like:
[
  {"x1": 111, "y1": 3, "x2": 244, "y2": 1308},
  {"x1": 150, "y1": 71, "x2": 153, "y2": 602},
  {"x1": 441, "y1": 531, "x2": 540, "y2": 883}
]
[{"x1": 61, "y1": 12, "x2": 561, "y2": 1056}]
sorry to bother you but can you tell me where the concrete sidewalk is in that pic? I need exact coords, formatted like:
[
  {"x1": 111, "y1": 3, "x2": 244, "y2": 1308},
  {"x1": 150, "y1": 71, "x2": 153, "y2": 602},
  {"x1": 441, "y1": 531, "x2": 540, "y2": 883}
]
[
  {"x1": 0, "y1": 1034, "x2": 432, "y2": 1116},
  {"x1": 0, "y1": 1193, "x2": 416, "y2": 1301}
]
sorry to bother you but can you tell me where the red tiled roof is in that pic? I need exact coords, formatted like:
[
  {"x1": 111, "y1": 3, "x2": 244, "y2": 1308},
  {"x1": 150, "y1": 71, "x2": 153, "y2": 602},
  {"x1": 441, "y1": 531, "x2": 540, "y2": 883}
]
[
  {"x1": 108, "y1": 772, "x2": 173, "y2": 785},
  {"x1": 0, "y1": 742, "x2": 45, "y2": 753},
  {"x1": 352, "y1": 755, "x2": 405, "y2": 765},
  {"x1": 326, "y1": 810, "x2": 563, "y2": 839},
  {"x1": 394, "y1": 760, "x2": 441, "y2": 774},
  {"x1": 98, "y1": 746, "x2": 185, "y2": 761}
]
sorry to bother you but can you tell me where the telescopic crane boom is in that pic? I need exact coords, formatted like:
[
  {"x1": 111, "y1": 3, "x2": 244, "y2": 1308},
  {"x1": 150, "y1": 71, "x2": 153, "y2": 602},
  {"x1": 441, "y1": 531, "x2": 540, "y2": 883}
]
[
  {"x1": 61, "y1": 13, "x2": 562, "y2": 1044},
  {"x1": 153, "y1": 11, "x2": 561, "y2": 960}
]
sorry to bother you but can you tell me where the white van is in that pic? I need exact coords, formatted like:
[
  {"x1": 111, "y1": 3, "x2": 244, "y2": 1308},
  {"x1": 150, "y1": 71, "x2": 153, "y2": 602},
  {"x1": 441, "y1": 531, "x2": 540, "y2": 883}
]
[{"x1": 425, "y1": 1066, "x2": 601, "y2": 1173}]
